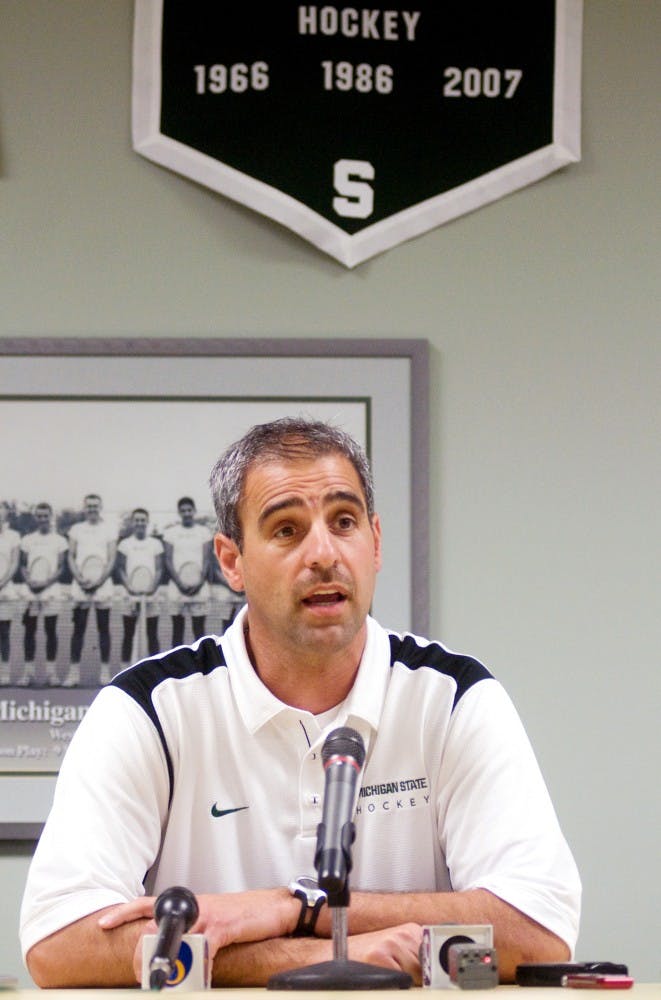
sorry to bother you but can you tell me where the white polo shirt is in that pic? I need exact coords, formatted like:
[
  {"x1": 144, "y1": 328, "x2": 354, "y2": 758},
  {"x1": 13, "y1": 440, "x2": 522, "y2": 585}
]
[
  {"x1": 162, "y1": 522, "x2": 211, "y2": 570},
  {"x1": 117, "y1": 534, "x2": 164, "y2": 582},
  {"x1": 20, "y1": 607, "x2": 580, "y2": 958},
  {"x1": 20, "y1": 530, "x2": 68, "y2": 601}
]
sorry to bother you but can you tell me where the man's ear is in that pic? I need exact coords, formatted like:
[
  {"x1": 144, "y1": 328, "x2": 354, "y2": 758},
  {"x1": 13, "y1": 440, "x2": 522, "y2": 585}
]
[
  {"x1": 214, "y1": 533, "x2": 244, "y2": 592},
  {"x1": 372, "y1": 513, "x2": 383, "y2": 572}
]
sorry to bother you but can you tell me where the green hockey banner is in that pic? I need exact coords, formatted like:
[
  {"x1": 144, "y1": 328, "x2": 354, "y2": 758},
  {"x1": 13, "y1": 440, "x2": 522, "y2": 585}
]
[{"x1": 132, "y1": 2, "x2": 582, "y2": 267}]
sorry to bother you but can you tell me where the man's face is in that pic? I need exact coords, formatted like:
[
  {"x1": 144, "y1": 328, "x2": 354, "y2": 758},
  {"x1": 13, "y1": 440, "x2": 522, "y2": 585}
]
[
  {"x1": 179, "y1": 503, "x2": 195, "y2": 527},
  {"x1": 84, "y1": 497, "x2": 102, "y2": 522},
  {"x1": 35, "y1": 508, "x2": 52, "y2": 533},
  {"x1": 132, "y1": 512, "x2": 149, "y2": 538},
  {"x1": 217, "y1": 453, "x2": 381, "y2": 661}
]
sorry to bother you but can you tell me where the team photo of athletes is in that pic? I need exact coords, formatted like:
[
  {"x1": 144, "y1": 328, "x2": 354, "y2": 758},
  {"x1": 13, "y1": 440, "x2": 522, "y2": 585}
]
[{"x1": 0, "y1": 494, "x2": 244, "y2": 688}]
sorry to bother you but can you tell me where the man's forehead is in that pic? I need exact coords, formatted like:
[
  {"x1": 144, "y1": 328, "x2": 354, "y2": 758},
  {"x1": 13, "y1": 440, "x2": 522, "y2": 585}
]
[{"x1": 243, "y1": 454, "x2": 366, "y2": 513}]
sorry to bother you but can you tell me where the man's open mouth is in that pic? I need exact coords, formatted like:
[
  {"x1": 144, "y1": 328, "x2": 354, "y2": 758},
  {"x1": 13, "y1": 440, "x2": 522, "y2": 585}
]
[{"x1": 302, "y1": 591, "x2": 347, "y2": 606}]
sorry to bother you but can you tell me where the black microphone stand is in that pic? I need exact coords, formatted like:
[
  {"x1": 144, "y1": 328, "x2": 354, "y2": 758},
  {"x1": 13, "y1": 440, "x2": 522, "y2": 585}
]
[{"x1": 267, "y1": 824, "x2": 411, "y2": 990}]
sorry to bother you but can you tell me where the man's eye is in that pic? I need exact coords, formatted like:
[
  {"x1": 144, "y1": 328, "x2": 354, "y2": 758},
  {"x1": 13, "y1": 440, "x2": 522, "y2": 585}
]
[
  {"x1": 336, "y1": 515, "x2": 357, "y2": 530},
  {"x1": 274, "y1": 524, "x2": 296, "y2": 539}
]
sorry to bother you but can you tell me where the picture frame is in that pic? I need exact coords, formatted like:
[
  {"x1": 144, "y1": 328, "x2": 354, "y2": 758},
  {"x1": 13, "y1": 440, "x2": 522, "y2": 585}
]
[{"x1": 0, "y1": 336, "x2": 429, "y2": 837}]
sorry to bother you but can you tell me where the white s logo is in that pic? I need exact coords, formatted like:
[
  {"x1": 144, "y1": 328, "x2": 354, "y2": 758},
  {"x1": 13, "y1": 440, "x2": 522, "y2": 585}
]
[{"x1": 332, "y1": 159, "x2": 375, "y2": 219}]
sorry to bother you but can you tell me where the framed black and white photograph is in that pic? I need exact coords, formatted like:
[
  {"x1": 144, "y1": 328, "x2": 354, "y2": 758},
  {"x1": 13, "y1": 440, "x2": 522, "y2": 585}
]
[{"x1": 0, "y1": 337, "x2": 428, "y2": 834}]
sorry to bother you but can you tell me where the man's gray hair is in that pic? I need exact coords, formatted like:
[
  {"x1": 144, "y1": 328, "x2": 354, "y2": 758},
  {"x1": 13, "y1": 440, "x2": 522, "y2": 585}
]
[{"x1": 209, "y1": 417, "x2": 375, "y2": 548}]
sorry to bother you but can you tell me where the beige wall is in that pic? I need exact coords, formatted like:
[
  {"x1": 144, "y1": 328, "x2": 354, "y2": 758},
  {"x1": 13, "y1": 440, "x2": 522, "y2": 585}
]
[{"x1": 1, "y1": 0, "x2": 659, "y2": 985}]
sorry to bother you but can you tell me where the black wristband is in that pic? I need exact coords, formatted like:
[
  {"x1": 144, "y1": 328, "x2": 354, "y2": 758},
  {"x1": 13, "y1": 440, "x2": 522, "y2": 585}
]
[{"x1": 289, "y1": 877, "x2": 327, "y2": 937}]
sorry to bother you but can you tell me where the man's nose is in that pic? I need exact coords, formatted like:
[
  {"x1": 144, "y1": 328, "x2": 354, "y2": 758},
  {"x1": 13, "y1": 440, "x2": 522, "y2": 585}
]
[{"x1": 304, "y1": 522, "x2": 338, "y2": 569}]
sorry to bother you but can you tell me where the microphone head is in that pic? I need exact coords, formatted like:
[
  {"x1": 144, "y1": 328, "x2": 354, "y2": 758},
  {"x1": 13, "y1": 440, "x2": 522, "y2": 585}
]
[
  {"x1": 154, "y1": 886, "x2": 199, "y2": 931},
  {"x1": 322, "y1": 726, "x2": 366, "y2": 768}
]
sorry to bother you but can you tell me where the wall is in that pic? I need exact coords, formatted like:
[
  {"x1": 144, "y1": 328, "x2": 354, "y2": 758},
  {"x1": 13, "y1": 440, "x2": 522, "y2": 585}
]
[{"x1": 1, "y1": 0, "x2": 659, "y2": 986}]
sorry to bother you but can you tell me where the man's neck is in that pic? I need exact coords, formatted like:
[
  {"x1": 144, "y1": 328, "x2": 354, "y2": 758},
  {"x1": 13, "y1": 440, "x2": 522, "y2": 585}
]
[{"x1": 243, "y1": 620, "x2": 364, "y2": 715}]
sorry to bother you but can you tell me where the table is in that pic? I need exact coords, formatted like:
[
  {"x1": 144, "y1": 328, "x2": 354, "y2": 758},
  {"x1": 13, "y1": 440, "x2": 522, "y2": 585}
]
[{"x1": 6, "y1": 986, "x2": 661, "y2": 998}]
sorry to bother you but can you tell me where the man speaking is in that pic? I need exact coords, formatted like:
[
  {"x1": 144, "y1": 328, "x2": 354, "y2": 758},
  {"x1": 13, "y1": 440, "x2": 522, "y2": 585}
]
[{"x1": 20, "y1": 418, "x2": 580, "y2": 986}]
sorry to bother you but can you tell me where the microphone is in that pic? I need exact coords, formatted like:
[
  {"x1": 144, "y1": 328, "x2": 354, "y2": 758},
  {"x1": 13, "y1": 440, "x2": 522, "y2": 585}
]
[
  {"x1": 315, "y1": 727, "x2": 366, "y2": 899},
  {"x1": 267, "y1": 727, "x2": 411, "y2": 989},
  {"x1": 149, "y1": 886, "x2": 199, "y2": 991}
]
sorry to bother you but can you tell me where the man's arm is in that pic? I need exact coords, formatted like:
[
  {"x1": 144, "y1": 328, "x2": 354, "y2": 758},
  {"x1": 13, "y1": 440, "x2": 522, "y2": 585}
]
[
  {"x1": 27, "y1": 902, "x2": 422, "y2": 989},
  {"x1": 40, "y1": 889, "x2": 421, "y2": 988},
  {"x1": 99, "y1": 885, "x2": 567, "y2": 986},
  {"x1": 7, "y1": 538, "x2": 20, "y2": 581},
  {"x1": 20, "y1": 693, "x2": 172, "y2": 988},
  {"x1": 151, "y1": 550, "x2": 165, "y2": 594},
  {"x1": 323, "y1": 887, "x2": 569, "y2": 982},
  {"x1": 163, "y1": 539, "x2": 184, "y2": 591},
  {"x1": 208, "y1": 888, "x2": 568, "y2": 984},
  {"x1": 100, "y1": 538, "x2": 117, "y2": 585},
  {"x1": 18, "y1": 547, "x2": 30, "y2": 585},
  {"x1": 116, "y1": 549, "x2": 129, "y2": 589},
  {"x1": 26, "y1": 908, "x2": 149, "y2": 988},
  {"x1": 49, "y1": 888, "x2": 312, "y2": 987},
  {"x1": 67, "y1": 534, "x2": 82, "y2": 585},
  {"x1": 200, "y1": 538, "x2": 213, "y2": 584},
  {"x1": 211, "y1": 924, "x2": 423, "y2": 986}
]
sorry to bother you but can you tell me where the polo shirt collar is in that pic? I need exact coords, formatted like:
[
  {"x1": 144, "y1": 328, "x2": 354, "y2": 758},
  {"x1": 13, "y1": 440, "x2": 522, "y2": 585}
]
[{"x1": 222, "y1": 608, "x2": 390, "y2": 737}]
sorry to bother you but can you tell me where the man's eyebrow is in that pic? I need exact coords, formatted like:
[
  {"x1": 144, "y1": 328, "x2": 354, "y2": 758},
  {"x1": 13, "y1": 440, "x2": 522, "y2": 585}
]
[
  {"x1": 325, "y1": 490, "x2": 366, "y2": 512},
  {"x1": 258, "y1": 490, "x2": 366, "y2": 528},
  {"x1": 258, "y1": 496, "x2": 305, "y2": 528}
]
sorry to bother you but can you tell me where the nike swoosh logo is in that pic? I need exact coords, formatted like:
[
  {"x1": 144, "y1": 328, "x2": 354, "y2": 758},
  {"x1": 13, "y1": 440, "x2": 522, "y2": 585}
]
[{"x1": 211, "y1": 804, "x2": 249, "y2": 818}]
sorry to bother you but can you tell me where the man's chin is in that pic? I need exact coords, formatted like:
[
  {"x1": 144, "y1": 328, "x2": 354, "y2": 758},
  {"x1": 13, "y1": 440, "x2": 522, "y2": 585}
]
[{"x1": 292, "y1": 615, "x2": 366, "y2": 653}]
